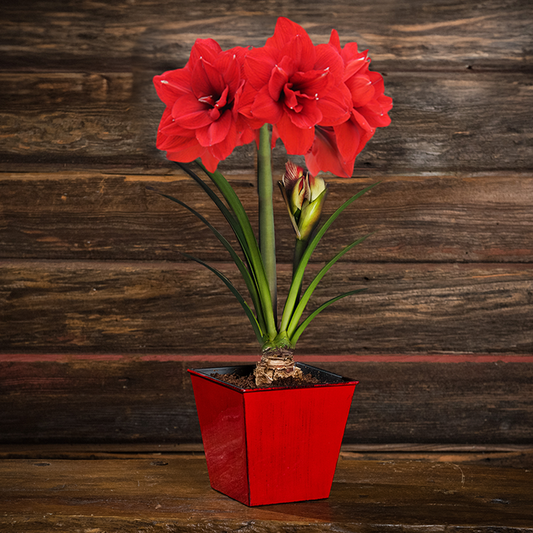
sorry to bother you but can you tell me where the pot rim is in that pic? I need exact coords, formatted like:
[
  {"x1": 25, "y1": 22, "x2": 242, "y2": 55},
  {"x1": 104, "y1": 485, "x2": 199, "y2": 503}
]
[{"x1": 187, "y1": 362, "x2": 358, "y2": 393}]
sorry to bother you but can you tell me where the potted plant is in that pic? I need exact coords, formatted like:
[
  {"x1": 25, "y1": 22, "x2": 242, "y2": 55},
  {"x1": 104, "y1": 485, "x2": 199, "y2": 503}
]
[{"x1": 152, "y1": 17, "x2": 392, "y2": 505}]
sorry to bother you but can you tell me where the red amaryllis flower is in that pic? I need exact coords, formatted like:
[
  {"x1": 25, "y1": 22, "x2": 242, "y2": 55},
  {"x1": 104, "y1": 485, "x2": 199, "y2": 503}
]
[
  {"x1": 305, "y1": 30, "x2": 393, "y2": 178},
  {"x1": 154, "y1": 39, "x2": 257, "y2": 172},
  {"x1": 243, "y1": 18, "x2": 351, "y2": 155}
]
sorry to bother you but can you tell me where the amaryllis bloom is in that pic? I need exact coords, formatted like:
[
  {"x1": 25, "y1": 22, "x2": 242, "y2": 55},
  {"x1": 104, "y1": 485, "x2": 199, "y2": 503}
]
[
  {"x1": 279, "y1": 161, "x2": 328, "y2": 241},
  {"x1": 305, "y1": 30, "x2": 393, "y2": 178},
  {"x1": 243, "y1": 18, "x2": 351, "y2": 155},
  {"x1": 154, "y1": 39, "x2": 257, "y2": 172}
]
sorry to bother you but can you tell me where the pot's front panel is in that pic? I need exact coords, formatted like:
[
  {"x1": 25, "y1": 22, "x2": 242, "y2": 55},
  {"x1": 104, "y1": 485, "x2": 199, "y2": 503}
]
[{"x1": 244, "y1": 384, "x2": 356, "y2": 506}]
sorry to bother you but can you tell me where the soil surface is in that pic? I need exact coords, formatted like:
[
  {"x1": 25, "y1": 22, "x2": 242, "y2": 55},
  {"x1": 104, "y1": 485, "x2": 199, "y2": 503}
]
[{"x1": 210, "y1": 371, "x2": 322, "y2": 389}]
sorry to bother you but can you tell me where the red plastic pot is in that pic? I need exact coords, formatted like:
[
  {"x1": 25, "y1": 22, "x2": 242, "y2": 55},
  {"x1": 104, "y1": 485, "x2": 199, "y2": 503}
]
[{"x1": 188, "y1": 363, "x2": 358, "y2": 506}]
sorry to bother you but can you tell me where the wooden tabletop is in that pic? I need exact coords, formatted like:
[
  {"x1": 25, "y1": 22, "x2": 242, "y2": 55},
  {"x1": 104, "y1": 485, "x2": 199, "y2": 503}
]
[{"x1": 1, "y1": 447, "x2": 532, "y2": 532}]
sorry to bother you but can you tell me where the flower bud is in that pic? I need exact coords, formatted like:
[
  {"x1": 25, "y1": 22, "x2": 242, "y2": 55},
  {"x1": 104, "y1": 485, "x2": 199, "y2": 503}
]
[
  {"x1": 298, "y1": 187, "x2": 328, "y2": 240},
  {"x1": 279, "y1": 161, "x2": 328, "y2": 241}
]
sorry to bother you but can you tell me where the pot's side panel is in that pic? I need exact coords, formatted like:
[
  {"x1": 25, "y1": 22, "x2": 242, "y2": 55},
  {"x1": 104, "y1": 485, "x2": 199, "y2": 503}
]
[
  {"x1": 189, "y1": 375, "x2": 249, "y2": 505},
  {"x1": 244, "y1": 384, "x2": 357, "y2": 506}
]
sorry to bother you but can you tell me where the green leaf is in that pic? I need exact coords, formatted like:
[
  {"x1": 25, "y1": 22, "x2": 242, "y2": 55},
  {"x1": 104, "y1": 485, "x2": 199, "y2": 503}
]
[
  {"x1": 280, "y1": 182, "x2": 380, "y2": 333},
  {"x1": 175, "y1": 163, "x2": 248, "y2": 260},
  {"x1": 176, "y1": 162, "x2": 276, "y2": 340},
  {"x1": 179, "y1": 251, "x2": 266, "y2": 345},
  {"x1": 289, "y1": 288, "x2": 368, "y2": 346},
  {"x1": 146, "y1": 186, "x2": 267, "y2": 336},
  {"x1": 195, "y1": 161, "x2": 278, "y2": 340},
  {"x1": 287, "y1": 233, "x2": 372, "y2": 339}
]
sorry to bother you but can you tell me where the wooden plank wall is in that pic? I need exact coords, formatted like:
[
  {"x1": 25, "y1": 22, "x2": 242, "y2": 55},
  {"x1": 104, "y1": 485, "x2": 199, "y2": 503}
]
[{"x1": 1, "y1": 0, "x2": 532, "y2": 446}]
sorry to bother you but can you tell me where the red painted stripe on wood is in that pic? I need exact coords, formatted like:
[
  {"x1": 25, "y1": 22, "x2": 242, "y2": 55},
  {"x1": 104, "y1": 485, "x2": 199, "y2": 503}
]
[{"x1": 1, "y1": 354, "x2": 532, "y2": 363}]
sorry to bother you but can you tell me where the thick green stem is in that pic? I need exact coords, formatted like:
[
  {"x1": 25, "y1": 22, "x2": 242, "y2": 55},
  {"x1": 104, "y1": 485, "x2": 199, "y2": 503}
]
[
  {"x1": 292, "y1": 238, "x2": 307, "y2": 305},
  {"x1": 257, "y1": 124, "x2": 277, "y2": 321},
  {"x1": 293, "y1": 239, "x2": 307, "y2": 278}
]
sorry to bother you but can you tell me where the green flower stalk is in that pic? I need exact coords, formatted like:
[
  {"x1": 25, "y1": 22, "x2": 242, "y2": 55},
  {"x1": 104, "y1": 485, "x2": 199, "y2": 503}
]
[{"x1": 257, "y1": 125, "x2": 277, "y2": 321}]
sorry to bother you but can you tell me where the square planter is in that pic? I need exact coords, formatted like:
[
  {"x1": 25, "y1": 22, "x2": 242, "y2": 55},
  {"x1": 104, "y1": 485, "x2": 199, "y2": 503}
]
[{"x1": 188, "y1": 362, "x2": 358, "y2": 506}]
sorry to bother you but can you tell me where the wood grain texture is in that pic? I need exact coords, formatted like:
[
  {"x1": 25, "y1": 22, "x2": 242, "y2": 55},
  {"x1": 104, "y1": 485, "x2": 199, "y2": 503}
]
[
  {"x1": 2, "y1": 172, "x2": 533, "y2": 263},
  {"x1": 1, "y1": 71, "x2": 532, "y2": 175},
  {"x1": 1, "y1": 357, "x2": 532, "y2": 444},
  {"x1": 1, "y1": 0, "x2": 532, "y2": 452},
  {"x1": 1, "y1": 261, "x2": 532, "y2": 355},
  {"x1": 0, "y1": 453, "x2": 532, "y2": 531},
  {"x1": 1, "y1": 0, "x2": 531, "y2": 71}
]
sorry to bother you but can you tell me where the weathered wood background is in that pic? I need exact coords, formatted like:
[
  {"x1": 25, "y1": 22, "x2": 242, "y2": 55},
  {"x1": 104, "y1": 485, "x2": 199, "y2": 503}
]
[{"x1": 1, "y1": 0, "x2": 532, "y2": 446}]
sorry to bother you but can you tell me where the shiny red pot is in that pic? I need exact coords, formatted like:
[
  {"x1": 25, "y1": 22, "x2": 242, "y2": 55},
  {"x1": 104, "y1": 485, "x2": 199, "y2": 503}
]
[{"x1": 188, "y1": 363, "x2": 358, "y2": 506}]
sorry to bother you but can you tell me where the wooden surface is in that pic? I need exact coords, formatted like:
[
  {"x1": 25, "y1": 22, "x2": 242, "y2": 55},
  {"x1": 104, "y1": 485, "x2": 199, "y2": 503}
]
[
  {"x1": 0, "y1": 448, "x2": 532, "y2": 532},
  {"x1": 1, "y1": 0, "x2": 533, "y2": 447}
]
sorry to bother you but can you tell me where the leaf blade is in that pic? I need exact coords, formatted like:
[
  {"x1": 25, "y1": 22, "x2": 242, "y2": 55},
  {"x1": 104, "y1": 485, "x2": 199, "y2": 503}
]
[
  {"x1": 195, "y1": 160, "x2": 278, "y2": 340},
  {"x1": 180, "y1": 251, "x2": 266, "y2": 345},
  {"x1": 287, "y1": 233, "x2": 372, "y2": 339},
  {"x1": 280, "y1": 182, "x2": 380, "y2": 332},
  {"x1": 146, "y1": 186, "x2": 267, "y2": 335},
  {"x1": 289, "y1": 288, "x2": 368, "y2": 346}
]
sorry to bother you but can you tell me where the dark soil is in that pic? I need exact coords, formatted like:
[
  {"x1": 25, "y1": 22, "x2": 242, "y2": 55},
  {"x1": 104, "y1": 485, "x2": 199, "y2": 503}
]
[{"x1": 210, "y1": 371, "x2": 322, "y2": 389}]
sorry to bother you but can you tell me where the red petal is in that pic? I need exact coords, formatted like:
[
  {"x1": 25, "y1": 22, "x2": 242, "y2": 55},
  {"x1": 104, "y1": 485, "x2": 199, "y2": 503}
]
[
  {"x1": 287, "y1": 98, "x2": 322, "y2": 129},
  {"x1": 343, "y1": 56, "x2": 368, "y2": 82},
  {"x1": 154, "y1": 69, "x2": 192, "y2": 106},
  {"x1": 378, "y1": 93, "x2": 394, "y2": 114},
  {"x1": 283, "y1": 86, "x2": 301, "y2": 113},
  {"x1": 314, "y1": 43, "x2": 345, "y2": 84},
  {"x1": 285, "y1": 32, "x2": 316, "y2": 72},
  {"x1": 328, "y1": 29, "x2": 341, "y2": 52},
  {"x1": 268, "y1": 64, "x2": 290, "y2": 101},
  {"x1": 334, "y1": 120, "x2": 362, "y2": 162},
  {"x1": 188, "y1": 39, "x2": 222, "y2": 67},
  {"x1": 172, "y1": 93, "x2": 212, "y2": 129},
  {"x1": 251, "y1": 86, "x2": 284, "y2": 123},
  {"x1": 266, "y1": 18, "x2": 316, "y2": 71},
  {"x1": 351, "y1": 108, "x2": 374, "y2": 133},
  {"x1": 196, "y1": 110, "x2": 233, "y2": 147},
  {"x1": 290, "y1": 68, "x2": 330, "y2": 96},
  {"x1": 198, "y1": 150, "x2": 220, "y2": 173},
  {"x1": 192, "y1": 58, "x2": 225, "y2": 100},
  {"x1": 244, "y1": 47, "x2": 278, "y2": 89},
  {"x1": 278, "y1": 55, "x2": 297, "y2": 78},
  {"x1": 236, "y1": 125, "x2": 257, "y2": 147},
  {"x1": 347, "y1": 74, "x2": 375, "y2": 107},
  {"x1": 267, "y1": 18, "x2": 304, "y2": 50},
  {"x1": 209, "y1": 120, "x2": 238, "y2": 161},
  {"x1": 306, "y1": 126, "x2": 354, "y2": 178},
  {"x1": 359, "y1": 105, "x2": 392, "y2": 128},
  {"x1": 235, "y1": 83, "x2": 265, "y2": 129},
  {"x1": 158, "y1": 131, "x2": 198, "y2": 153},
  {"x1": 165, "y1": 140, "x2": 205, "y2": 164},
  {"x1": 216, "y1": 50, "x2": 242, "y2": 97},
  {"x1": 316, "y1": 84, "x2": 351, "y2": 126},
  {"x1": 215, "y1": 86, "x2": 229, "y2": 109},
  {"x1": 277, "y1": 112, "x2": 315, "y2": 154},
  {"x1": 158, "y1": 115, "x2": 197, "y2": 140}
]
